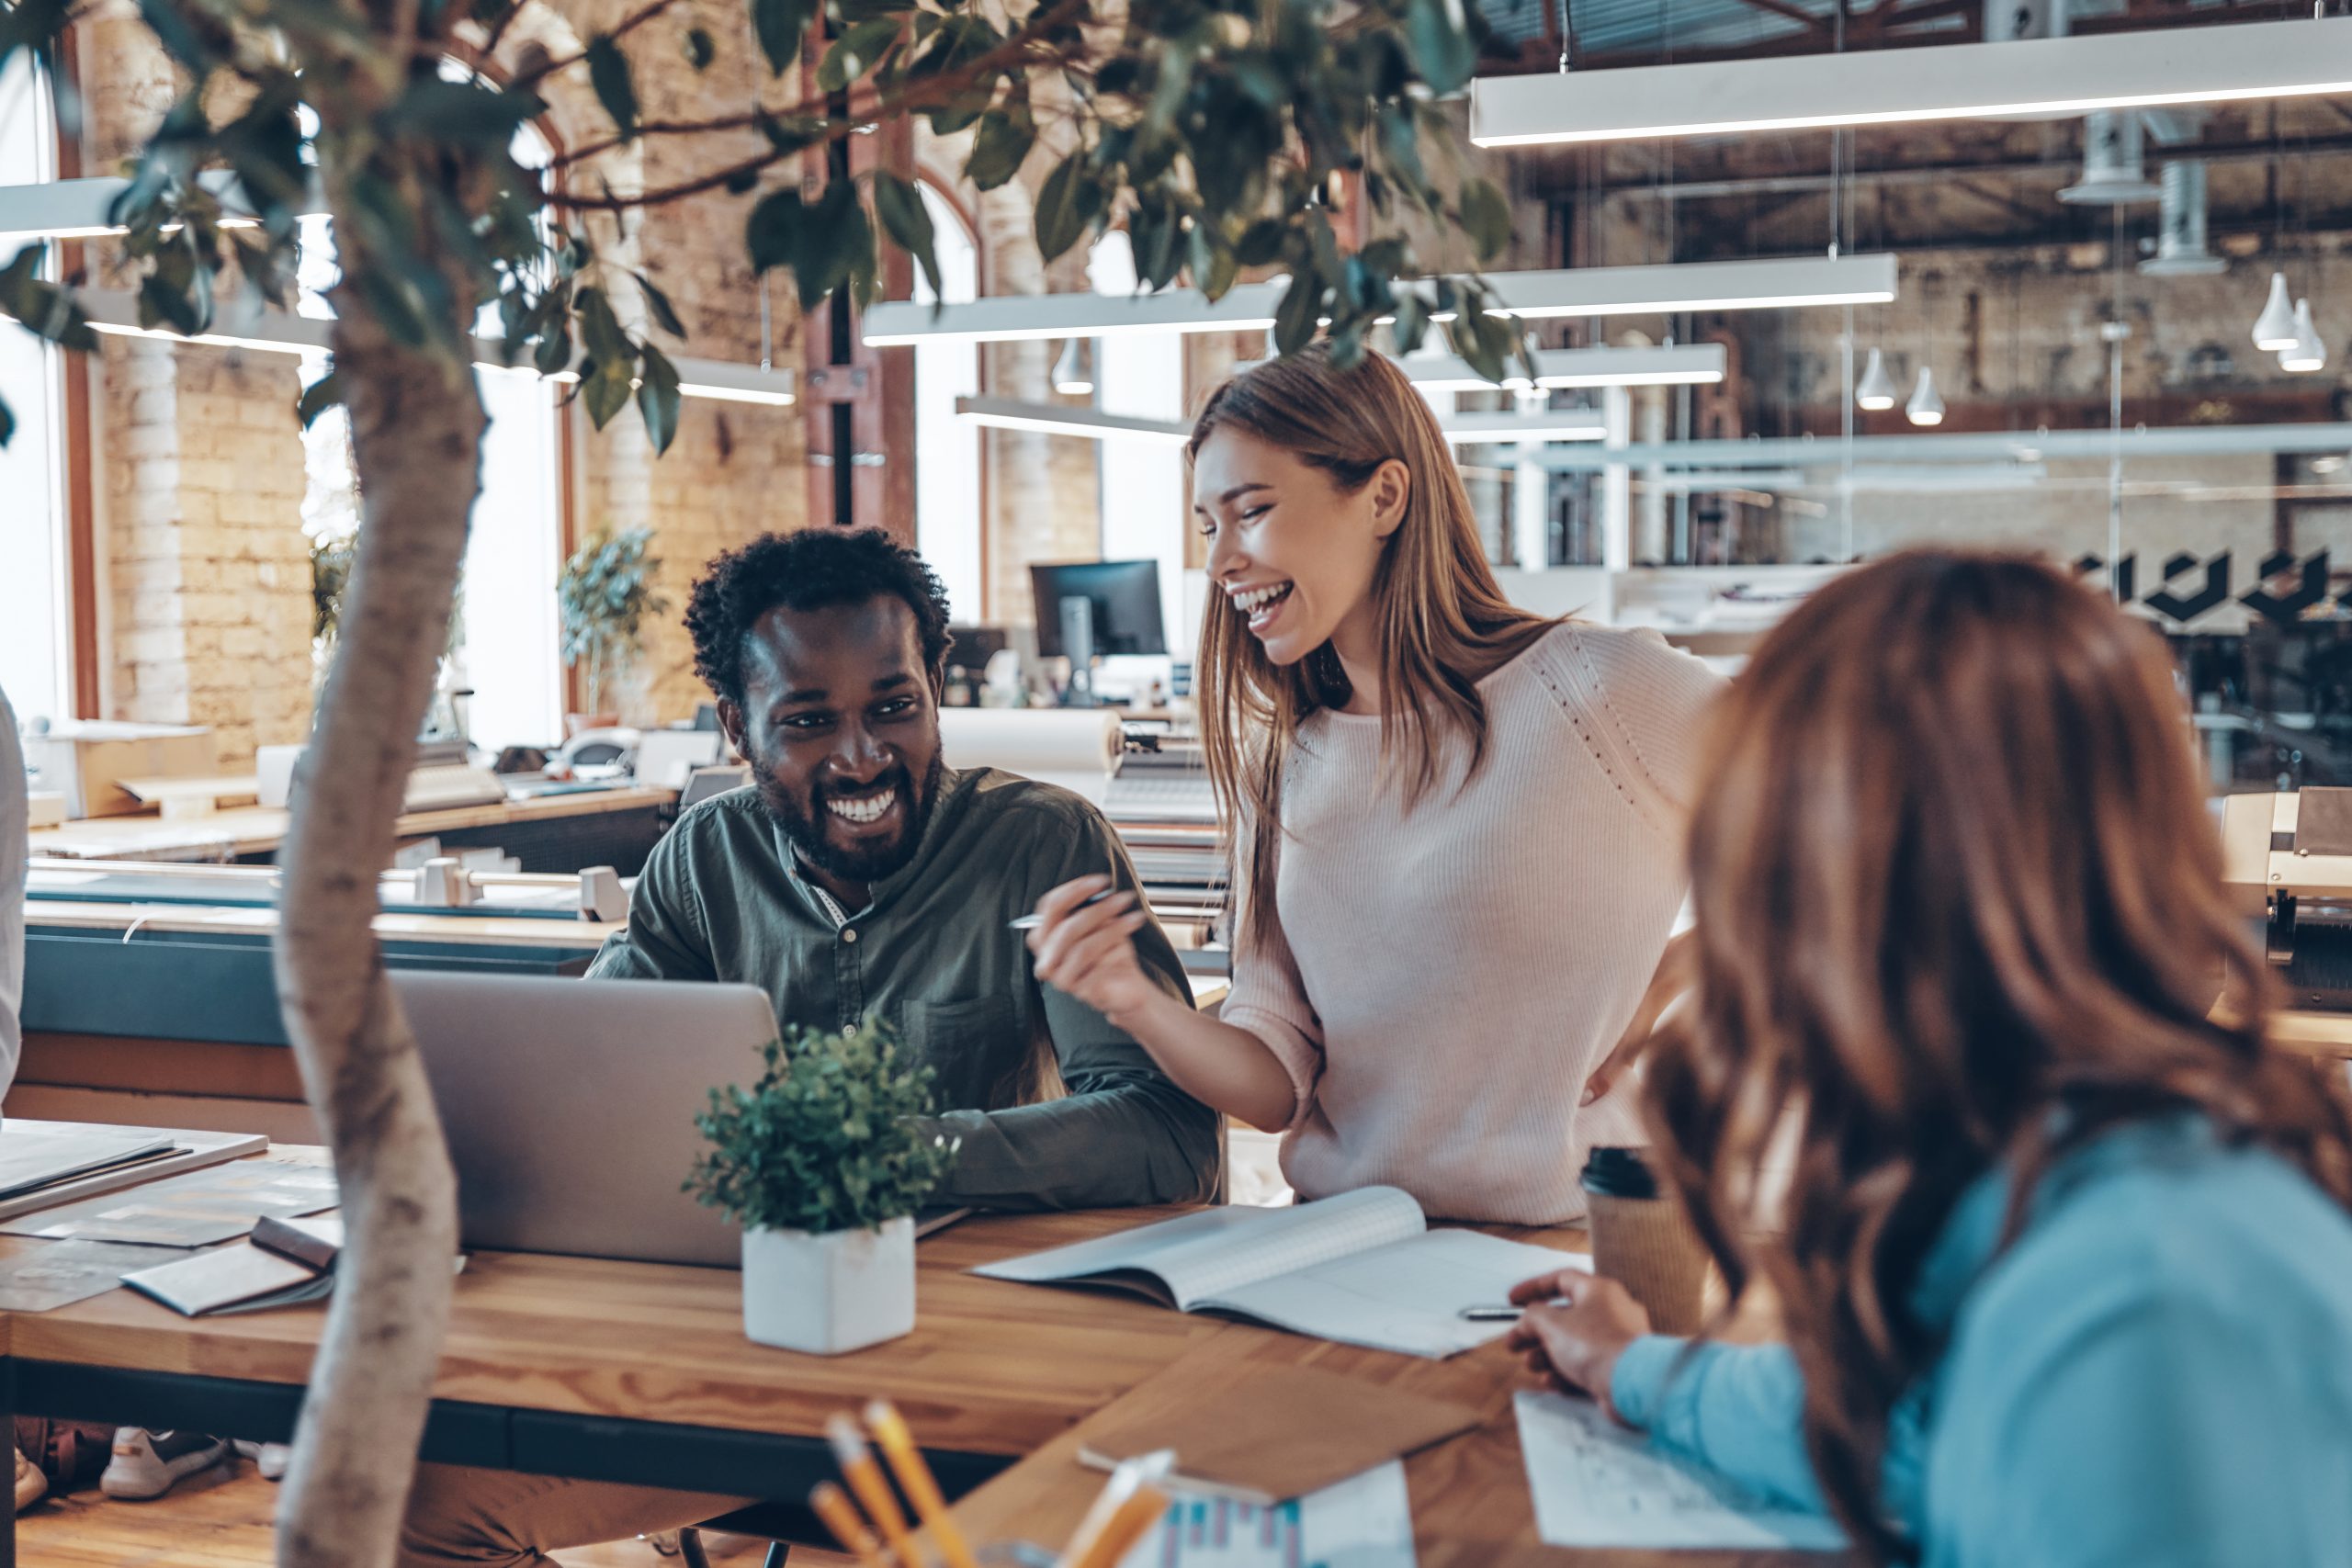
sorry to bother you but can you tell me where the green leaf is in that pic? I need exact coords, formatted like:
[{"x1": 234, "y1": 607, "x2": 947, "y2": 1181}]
[
  {"x1": 1034, "y1": 153, "x2": 1101, "y2": 265},
  {"x1": 794, "y1": 179, "x2": 871, "y2": 310},
  {"x1": 583, "y1": 361, "x2": 634, "y2": 428},
  {"x1": 1390, "y1": 291, "x2": 1430, "y2": 355},
  {"x1": 633, "y1": 270, "x2": 686, "y2": 338},
  {"x1": 818, "y1": 17, "x2": 899, "y2": 91},
  {"x1": 752, "y1": 0, "x2": 818, "y2": 73},
  {"x1": 138, "y1": 272, "x2": 208, "y2": 336},
  {"x1": 746, "y1": 187, "x2": 806, "y2": 275},
  {"x1": 1188, "y1": 222, "x2": 1238, "y2": 301},
  {"x1": 574, "y1": 285, "x2": 632, "y2": 367},
  {"x1": 966, "y1": 105, "x2": 1036, "y2": 192},
  {"x1": 533, "y1": 313, "x2": 574, "y2": 376},
  {"x1": 1459, "y1": 177, "x2": 1512, "y2": 264},
  {"x1": 0, "y1": 394, "x2": 15, "y2": 450},
  {"x1": 1235, "y1": 219, "x2": 1285, "y2": 268},
  {"x1": 378, "y1": 78, "x2": 546, "y2": 145},
  {"x1": 871, "y1": 172, "x2": 941, "y2": 302},
  {"x1": 638, "y1": 342, "x2": 683, "y2": 455},
  {"x1": 1405, "y1": 0, "x2": 1476, "y2": 96},
  {"x1": 684, "y1": 26, "x2": 716, "y2": 68},
  {"x1": 585, "y1": 34, "x2": 639, "y2": 141},
  {"x1": 1273, "y1": 273, "x2": 1321, "y2": 356},
  {"x1": 296, "y1": 368, "x2": 343, "y2": 429}
]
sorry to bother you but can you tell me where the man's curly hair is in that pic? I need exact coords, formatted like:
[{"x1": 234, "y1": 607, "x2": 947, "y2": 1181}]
[{"x1": 686, "y1": 528, "x2": 954, "y2": 707}]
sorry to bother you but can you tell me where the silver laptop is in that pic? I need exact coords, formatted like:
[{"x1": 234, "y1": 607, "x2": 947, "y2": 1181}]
[{"x1": 393, "y1": 970, "x2": 774, "y2": 1268}]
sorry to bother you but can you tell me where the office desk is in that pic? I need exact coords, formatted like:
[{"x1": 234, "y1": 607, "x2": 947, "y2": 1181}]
[
  {"x1": 951, "y1": 1249, "x2": 1829, "y2": 1568},
  {"x1": 0, "y1": 1196, "x2": 1234, "y2": 1560},
  {"x1": 26, "y1": 784, "x2": 678, "y2": 871}
]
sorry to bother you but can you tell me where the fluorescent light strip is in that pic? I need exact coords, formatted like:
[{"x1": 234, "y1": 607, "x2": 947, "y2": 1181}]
[
  {"x1": 955, "y1": 395, "x2": 1191, "y2": 444},
  {"x1": 31, "y1": 290, "x2": 795, "y2": 405},
  {"x1": 1436, "y1": 412, "x2": 1609, "y2": 444},
  {"x1": 865, "y1": 284, "x2": 1285, "y2": 347},
  {"x1": 0, "y1": 171, "x2": 300, "y2": 247},
  {"x1": 1470, "y1": 17, "x2": 2352, "y2": 147},
  {"x1": 1485, "y1": 254, "x2": 1897, "y2": 321},
  {"x1": 1399, "y1": 343, "x2": 1725, "y2": 389}
]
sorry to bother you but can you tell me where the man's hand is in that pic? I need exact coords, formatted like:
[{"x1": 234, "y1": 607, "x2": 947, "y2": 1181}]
[
  {"x1": 1584, "y1": 928, "x2": 1696, "y2": 1107},
  {"x1": 1027, "y1": 875, "x2": 1161, "y2": 1029},
  {"x1": 1508, "y1": 1271, "x2": 1654, "y2": 1424}
]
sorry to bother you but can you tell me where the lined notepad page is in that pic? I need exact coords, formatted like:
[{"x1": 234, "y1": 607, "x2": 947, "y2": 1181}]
[
  {"x1": 1215, "y1": 1230, "x2": 1589, "y2": 1359},
  {"x1": 977, "y1": 1187, "x2": 1428, "y2": 1306}
]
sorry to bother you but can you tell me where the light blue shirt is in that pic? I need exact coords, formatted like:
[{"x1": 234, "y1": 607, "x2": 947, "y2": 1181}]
[{"x1": 1610, "y1": 1114, "x2": 2352, "y2": 1566}]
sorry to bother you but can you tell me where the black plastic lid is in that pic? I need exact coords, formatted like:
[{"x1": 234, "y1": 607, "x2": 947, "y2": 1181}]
[{"x1": 1579, "y1": 1145, "x2": 1659, "y2": 1200}]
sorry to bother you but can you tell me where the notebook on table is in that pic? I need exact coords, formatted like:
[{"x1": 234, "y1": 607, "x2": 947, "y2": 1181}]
[{"x1": 974, "y1": 1186, "x2": 1589, "y2": 1359}]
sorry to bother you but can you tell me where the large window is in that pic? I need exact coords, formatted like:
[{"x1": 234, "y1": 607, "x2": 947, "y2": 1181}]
[
  {"x1": 0, "y1": 53, "x2": 70, "y2": 727},
  {"x1": 912, "y1": 183, "x2": 983, "y2": 621},
  {"x1": 1088, "y1": 233, "x2": 1187, "y2": 649},
  {"x1": 294, "y1": 98, "x2": 565, "y2": 750}
]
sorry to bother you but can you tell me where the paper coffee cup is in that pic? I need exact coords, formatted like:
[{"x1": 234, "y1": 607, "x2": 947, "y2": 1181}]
[{"x1": 1580, "y1": 1147, "x2": 1712, "y2": 1337}]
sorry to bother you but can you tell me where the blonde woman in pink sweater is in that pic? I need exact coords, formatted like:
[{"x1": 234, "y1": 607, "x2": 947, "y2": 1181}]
[{"x1": 1027, "y1": 345, "x2": 1722, "y2": 1224}]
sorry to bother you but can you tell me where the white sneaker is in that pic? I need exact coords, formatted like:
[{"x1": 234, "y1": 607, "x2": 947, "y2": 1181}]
[
  {"x1": 231, "y1": 1438, "x2": 291, "y2": 1481},
  {"x1": 99, "y1": 1429, "x2": 229, "y2": 1500}
]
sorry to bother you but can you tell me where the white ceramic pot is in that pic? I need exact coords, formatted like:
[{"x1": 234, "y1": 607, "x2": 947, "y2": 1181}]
[{"x1": 740, "y1": 1216, "x2": 916, "y2": 1355}]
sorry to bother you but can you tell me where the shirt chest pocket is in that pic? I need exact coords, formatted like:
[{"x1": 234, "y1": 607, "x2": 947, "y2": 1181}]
[{"x1": 899, "y1": 995, "x2": 1027, "y2": 1114}]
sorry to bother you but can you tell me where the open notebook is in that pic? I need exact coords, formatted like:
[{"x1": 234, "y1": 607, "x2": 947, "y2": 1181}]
[{"x1": 975, "y1": 1186, "x2": 1588, "y2": 1358}]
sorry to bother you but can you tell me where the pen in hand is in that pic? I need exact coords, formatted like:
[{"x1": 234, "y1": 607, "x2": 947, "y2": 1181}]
[{"x1": 1008, "y1": 887, "x2": 1118, "y2": 931}]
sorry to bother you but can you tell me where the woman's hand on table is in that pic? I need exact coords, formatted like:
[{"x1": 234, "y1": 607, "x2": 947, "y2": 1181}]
[
  {"x1": 1508, "y1": 1270, "x2": 1653, "y2": 1425},
  {"x1": 1027, "y1": 875, "x2": 1159, "y2": 1028}
]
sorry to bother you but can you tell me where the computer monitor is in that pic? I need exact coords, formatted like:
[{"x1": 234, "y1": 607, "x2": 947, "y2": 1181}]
[
  {"x1": 1031, "y1": 560, "x2": 1167, "y2": 659},
  {"x1": 946, "y1": 624, "x2": 1010, "y2": 671}
]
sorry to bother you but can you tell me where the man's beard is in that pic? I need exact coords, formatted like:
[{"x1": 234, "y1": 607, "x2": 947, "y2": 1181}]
[{"x1": 754, "y1": 750, "x2": 945, "y2": 887}]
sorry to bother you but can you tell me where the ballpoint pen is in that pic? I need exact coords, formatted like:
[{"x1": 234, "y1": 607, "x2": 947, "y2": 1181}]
[{"x1": 1008, "y1": 887, "x2": 1120, "y2": 931}]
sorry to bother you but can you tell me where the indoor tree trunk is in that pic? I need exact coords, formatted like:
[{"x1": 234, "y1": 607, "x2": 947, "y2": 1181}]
[{"x1": 270, "y1": 290, "x2": 484, "y2": 1564}]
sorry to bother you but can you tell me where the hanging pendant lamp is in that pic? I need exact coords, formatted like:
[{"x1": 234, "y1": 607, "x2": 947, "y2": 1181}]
[
  {"x1": 1856, "y1": 346, "x2": 1898, "y2": 410},
  {"x1": 1905, "y1": 366, "x2": 1946, "y2": 425},
  {"x1": 2254, "y1": 272, "x2": 2300, "y2": 351},
  {"x1": 2281, "y1": 299, "x2": 2329, "y2": 373},
  {"x1": 1052, "y1": 338, "x2": 1094, "y2": 395}
]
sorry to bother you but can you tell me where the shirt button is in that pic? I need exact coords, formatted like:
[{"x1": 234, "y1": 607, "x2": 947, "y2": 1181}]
[{"x1": 841, "y1": 928, "x2": 858, "y2": 943}]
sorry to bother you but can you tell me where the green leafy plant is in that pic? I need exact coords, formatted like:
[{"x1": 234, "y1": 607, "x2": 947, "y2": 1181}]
[
  {"x1": 558, "y1": 525, "x2": 670, "y2": 716},
  {"x1": 687, "y1": 1018, "x2": 960, "y2": 1235}
]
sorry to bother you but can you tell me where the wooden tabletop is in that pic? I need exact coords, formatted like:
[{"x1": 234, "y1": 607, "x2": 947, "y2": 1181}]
[
  {"x1": 27, "y1": 785, "x2": 677, "y2": 863},
  {"x1": 949, "y1": 1239, "x2": 1834, "y2": 1568},
  {"x1": 2, "y1": 1205, "x2": 1223, "y2": 1458}
]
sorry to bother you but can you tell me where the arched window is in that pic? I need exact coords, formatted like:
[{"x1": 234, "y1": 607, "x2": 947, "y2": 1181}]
[
  {"x1": 294, "y1": 87, "x2": 565, "y2": 751},
  {"x1": 911, "y1": 182, "x2": 982, "y2": 622},
  {"x1": 0, "y1": 51, "x2": 70, "y2": 724}
]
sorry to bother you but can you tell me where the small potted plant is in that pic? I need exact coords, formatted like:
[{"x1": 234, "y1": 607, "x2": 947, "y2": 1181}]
[
  {"x1": 686, "y1": 1019, "x2": 960, "y2": 1355},
  {"x1": 558, "y1": 525, "x2": 669, "y2": 733}
]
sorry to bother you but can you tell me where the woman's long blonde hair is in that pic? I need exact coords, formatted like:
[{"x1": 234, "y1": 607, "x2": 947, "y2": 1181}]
[
  {"x1": 1643, "y1": 551, "x2": 2352, "y2": 1563},
  {"x1": 1190, "y1": 344, "x2": 1552, "y2": 946}
]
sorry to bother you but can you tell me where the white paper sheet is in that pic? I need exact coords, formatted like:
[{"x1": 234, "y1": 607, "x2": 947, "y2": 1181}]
[
  {"x1": 1118, "y1": 1460, "x2": 1417, "y2": 1568},
  {"x1": 1512, "y1": 1391, "x2": 1847, "y2": 1552}
]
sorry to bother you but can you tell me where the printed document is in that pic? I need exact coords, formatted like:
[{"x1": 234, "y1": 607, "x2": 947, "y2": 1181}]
[{"x1": 1117, "y1": 1460, "x2": 1416, "y2": 1568}]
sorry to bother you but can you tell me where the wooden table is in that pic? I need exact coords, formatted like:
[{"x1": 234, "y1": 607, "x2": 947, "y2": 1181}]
[
  {"x1": 950, "y1": 1246, "x2": 1830, "y2": 1568},
  {"x1": 0, "y1": 1200, "x2": 1229, "y2": 1562},
  {"x1": 25, "y1": 784, "x2": 678, "y2": 865}
]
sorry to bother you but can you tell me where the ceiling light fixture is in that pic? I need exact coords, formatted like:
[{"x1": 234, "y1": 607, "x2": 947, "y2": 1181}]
[
  {"x1": 2281, "y1": 298, "x2": 2329, "y2": 373},
  {"x1": 1435, "y1": 412, "x2": 1611, "y2": 444},
  {"x1": 1482, "y1": 254, "x2": 1898, "y2": 322},
  {"x1": 1051, "y1": 338, "x2": 1095, "y2": 395},
  {"x1": 955, "y1": 396, "x2": 1190, "y2": 444},
  {"x1": 1905, "y1": 367, "x2": 1946, "y2": 426},
  {"x1": 1395, "y1": 343, "x2": 1726, "y2": 389},
  {"x1": 1469, "y1": 17, "x2": 2352, "y2": 148},
  {"x1": 1855, "y1": 347, "x2": 1898, "y2": 411},
  {"x1": 865, "y1": 283, "x2": 1286, "y2": 346},
  {"x1": 2254, "y1": 272, "x2": 2301, "y2": 349}
]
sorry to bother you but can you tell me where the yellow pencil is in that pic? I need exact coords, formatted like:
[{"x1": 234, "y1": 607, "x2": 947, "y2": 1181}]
[
  {"x1": 1054, "y1": 1451, "x2": 1174, "y2": 1568},
  {"x1": 830, "y1": 1411, "x2": 922, "y2": 1568},
  {"x1": 809, "y1": 1481, "x2": 888, "y2": 1568},
  {"x1": 865, "y1": 1399, "x2": 983, "y2": 1568},
  {"x1": 1068, "y1": 1483, "x2": 1170, "y2": 1568}
]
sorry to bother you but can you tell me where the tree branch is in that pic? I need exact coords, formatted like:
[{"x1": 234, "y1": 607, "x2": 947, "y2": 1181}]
[{"x1": 512, "y1": 0, "x2": 689, "y2": 90}]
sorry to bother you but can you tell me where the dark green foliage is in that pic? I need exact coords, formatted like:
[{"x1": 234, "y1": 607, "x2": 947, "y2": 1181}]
[
  {"x1": 685, "y1": 1019, "x2": 960, "y2": 1235},
  {"x1": 558, "y1": 525, "x2": 671, "y2": 711},
  {"x1": 0, "y1": 0, "x2": 1511, "y2": 449}
]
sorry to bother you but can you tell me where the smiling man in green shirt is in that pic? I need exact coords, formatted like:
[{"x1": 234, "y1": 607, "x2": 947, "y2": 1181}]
[
  {"x1": 398, "y1": 529, "x2": 1221, "y2": 1567},
  {"x1": 587, "y1": 525, "x2": 1220, "y2": 1212}
]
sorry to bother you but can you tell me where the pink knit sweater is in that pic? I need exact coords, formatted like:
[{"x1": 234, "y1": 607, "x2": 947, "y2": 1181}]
[{"x1": 1220, "y1": 622, "x2": 1725, "y2": 1224}]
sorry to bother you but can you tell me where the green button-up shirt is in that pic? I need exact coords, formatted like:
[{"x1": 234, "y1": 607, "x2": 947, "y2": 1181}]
[{"x1": 587, "y1": 766, "x2": 1222, "y2": 1211}]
